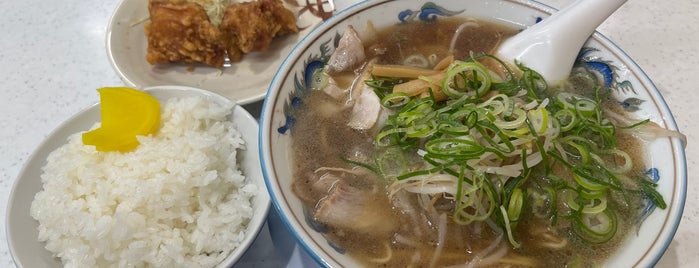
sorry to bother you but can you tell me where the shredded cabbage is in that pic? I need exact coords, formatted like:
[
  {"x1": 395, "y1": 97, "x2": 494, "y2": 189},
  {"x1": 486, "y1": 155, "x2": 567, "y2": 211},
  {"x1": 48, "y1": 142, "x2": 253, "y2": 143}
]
[{"x1": 188, "y1": 0, "x2": 236, "y2": 26}]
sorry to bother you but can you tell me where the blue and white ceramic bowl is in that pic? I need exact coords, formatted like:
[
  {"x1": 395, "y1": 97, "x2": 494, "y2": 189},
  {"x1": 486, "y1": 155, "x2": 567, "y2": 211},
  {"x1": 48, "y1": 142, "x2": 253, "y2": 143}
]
[{"x1": 259, "y1": 0, "x2": 687, "y2": 267}]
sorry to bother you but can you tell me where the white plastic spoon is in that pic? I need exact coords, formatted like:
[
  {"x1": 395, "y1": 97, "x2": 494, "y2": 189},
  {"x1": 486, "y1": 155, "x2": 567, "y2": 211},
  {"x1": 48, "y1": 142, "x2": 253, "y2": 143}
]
[{"x1": 496, "y1": 0, "x2": 627, "y2": 85}]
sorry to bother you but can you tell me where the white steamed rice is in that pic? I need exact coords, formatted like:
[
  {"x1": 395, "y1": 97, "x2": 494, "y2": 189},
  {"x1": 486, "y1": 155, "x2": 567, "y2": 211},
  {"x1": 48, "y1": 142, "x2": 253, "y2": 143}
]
[{"x1": 30, "y1": 96, "x2": 257, "y2": 268}]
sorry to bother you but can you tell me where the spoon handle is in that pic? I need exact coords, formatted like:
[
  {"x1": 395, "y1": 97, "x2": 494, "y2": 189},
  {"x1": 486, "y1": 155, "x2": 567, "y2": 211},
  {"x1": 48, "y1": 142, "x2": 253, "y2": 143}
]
[{"x1": 497, "y1": 0, "x2": 627, "y2": 84}]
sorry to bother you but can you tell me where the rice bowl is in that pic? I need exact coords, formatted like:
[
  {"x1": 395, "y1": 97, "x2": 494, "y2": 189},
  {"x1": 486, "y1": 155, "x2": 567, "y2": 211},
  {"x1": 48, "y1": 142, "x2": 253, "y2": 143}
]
[{"x1": 7, "y1": 86, "x2": 270, "y2": 268}]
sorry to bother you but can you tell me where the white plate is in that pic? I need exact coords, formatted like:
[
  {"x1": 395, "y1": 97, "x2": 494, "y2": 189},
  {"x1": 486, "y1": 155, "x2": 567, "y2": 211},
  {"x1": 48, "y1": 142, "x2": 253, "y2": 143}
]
[
  {"x1": 105, "y1": 0, "x2": 341, "y2": 104},
  {"x1": 6, "y1": 85, "x2": 270, "y2": 267}
]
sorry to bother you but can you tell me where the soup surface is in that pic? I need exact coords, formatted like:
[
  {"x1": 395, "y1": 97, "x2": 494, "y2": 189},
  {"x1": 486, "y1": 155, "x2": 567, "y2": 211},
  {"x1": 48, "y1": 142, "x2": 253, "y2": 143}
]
[{"x1": 289, "y1": 18, "x2": 663, "y2": 267}]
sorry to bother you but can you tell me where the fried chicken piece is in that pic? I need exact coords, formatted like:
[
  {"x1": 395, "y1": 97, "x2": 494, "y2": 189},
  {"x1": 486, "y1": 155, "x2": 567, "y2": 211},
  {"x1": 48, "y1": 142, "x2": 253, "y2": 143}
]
[
  {"x1": 259, "y1": 0, "x2": 299, "y2": 35},
  {"x1": 145, "y1": 0, "x2": 226, "y2": 67},
  {"x1": 219, "y1": 1, "x2": 274, "y2": 61},
  {"x1": 219, "y1": 0, "x2": 299, "y2": 62}
]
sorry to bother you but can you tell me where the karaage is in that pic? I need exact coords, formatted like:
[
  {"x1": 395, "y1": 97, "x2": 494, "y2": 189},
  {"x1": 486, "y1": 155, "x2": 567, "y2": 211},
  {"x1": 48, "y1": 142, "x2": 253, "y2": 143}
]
[
  {"x1": 145, "y1": 0, "x2": 226, "y2": 67},
  {"x1": 144, "y1": 0, "x2": 299, "y2": 67},
  {"x1": 219, "y1": 0, "x2": 299, "y2": 62}
]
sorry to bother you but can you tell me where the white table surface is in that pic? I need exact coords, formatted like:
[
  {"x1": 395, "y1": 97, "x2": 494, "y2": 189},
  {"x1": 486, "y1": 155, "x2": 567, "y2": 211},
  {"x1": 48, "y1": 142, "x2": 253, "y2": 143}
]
[{"x1": 1, "y1": 0, "x2": 696, "y2": 267}]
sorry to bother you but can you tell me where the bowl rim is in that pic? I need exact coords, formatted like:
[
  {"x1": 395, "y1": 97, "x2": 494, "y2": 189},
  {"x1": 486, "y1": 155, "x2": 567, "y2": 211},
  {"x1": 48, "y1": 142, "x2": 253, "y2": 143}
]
[
  {"x1": 6, "y1": 85, "x2": 271, "y2": 268},
  {"x1": 593, "y1": 30, "x2": 687, "y2": 266},
  {"x1": 259, "y1": 0, "x2": 687, "y2": 267}
]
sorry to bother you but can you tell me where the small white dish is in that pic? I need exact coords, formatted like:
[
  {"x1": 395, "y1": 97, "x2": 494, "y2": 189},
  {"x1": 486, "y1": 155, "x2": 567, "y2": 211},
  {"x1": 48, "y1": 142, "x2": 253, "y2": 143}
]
[
  {"x1": 6, "y1": 85, "x2": 270, "y2": 267},
  {"x1": 105, "y1": 0, "x2": 342, "y2": 104}
]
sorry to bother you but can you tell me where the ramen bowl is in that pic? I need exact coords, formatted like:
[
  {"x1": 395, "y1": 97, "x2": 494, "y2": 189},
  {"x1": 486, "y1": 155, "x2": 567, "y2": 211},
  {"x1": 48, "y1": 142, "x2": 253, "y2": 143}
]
[{"x1": 259, "y1": 0, "x2": 687, "y2": 267}]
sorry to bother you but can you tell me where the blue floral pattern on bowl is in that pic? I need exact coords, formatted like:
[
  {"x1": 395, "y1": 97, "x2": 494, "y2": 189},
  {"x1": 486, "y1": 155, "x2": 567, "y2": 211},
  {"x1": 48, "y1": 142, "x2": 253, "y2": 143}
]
[{"x1": 398, "y1": 2, "x2": 464, "y2": 22}]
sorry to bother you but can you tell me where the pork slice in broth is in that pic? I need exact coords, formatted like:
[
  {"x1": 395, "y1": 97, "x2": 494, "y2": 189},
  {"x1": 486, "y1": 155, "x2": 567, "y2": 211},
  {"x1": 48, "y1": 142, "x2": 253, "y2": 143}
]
[
  {"x1": 321, "y1": 76, "x2": 349, "y2": 101},
  {"x1": 314, "y1": 179, "x2": 398, "y2": 236},
  {"x1": 347, "y1": 60, "x2": 384, "y2": 130},
  {"x1": 292, "y1": 171, "x2": 343, "y2": 205},
  {"x1": 325, "y1": 25, "x2": 365, "y2": 74}
]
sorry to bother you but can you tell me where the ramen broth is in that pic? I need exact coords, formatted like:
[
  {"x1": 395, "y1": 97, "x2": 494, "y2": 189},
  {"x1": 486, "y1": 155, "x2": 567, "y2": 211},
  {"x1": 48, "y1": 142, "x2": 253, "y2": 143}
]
[{"x1": 290, "y1": 18, "x2": 651, "y2": 267}]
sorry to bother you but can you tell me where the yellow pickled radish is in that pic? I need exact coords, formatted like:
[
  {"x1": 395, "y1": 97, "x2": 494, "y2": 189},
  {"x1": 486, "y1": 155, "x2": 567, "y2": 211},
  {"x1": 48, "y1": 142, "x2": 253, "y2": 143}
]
[{"x1": 82, "y1": 87, "x2": 160, "y2": 152}]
